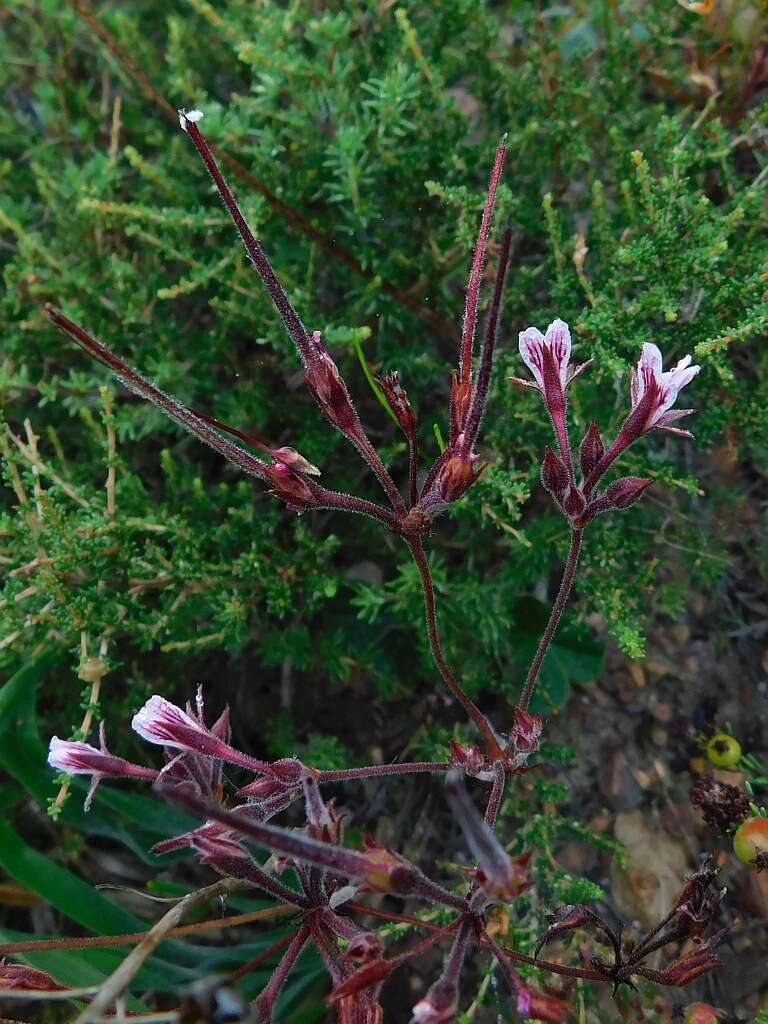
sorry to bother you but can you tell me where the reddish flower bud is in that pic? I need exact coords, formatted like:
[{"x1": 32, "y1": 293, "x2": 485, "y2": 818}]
[
  {"x1": 579, "y1": 477, "x2": 652, "y2": 525},
  {"x1": 436, "y1": 453, "x2": 482, "y2": 505},
  {"x1": 579, "y1": 421, "x2": 605, "y2": 479},
  {"x1": 264, "y1": 461, "x2": 317, "y2": 511},
  {"x1": 411, "y1": 979, "x2": 457, "y2": 1024},
  {"x1": 360, "y1": 834, "x2": 419, "y2": 895},
  {"x1": 448, "y1": 740, "x2": 488, "y2": 779},
  {"x1": 541, "y1": 447, "x2": 569, "y2": 501},
  {"x1": 270, "y1": 446, "x2": 320, "y2": 476},
  {"x1": 0, "y1": 961, "x2": 67, "y2": 992},
  {"x1": 652, "y1": 933, "x2": 723, "y2": 987},
  {"x1": 377, "y1": 371, "x2": 417, "y2": 439},
  {"x1": 562, "y1": 484, "x2": 586, "y2": 517},
  {"x1": 509, "y1": 708, "x2": 543, "y2": 756},
  {"x1": 304, "y1": 331, "x2": 359, "y2": 432},
  {"x1": 602, "y1": 476, "x2": 653, "y2": 509}
]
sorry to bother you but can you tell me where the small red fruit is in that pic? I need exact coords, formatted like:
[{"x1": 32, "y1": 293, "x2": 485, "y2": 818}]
[
  {"x1": 733, "y1": 815, "x2": 768, "y2": 868},
  {"x1": 683, "y1": 1003, "x2": 720, "y2": 1024},
  {"x1": 705, "y1": 733, "x2": 741, "y2": 769}
]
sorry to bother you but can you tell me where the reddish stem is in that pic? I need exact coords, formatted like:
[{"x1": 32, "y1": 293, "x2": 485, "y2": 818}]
[
  {"x1": 312, "y1": 485, "x2": 401, "y2": 532},
  {"x1": 319, "y1": 762, "x2": 448, "y2": 782},
  {"x1": 254, "y1": 923, "x2": 311, "y2": 1023},
  {"x1": 461, "y1": 225, "x2": 513, "y2": 454},
  {"x1": 228, "y1": 932, "x2": 295, "y2": 981},
  {"x1": 181, "y1": 116, "x2": 312, "y2": 361},
  {"x1": 407, "y1": 536, "x2": 503, "y2": 759},
  {"x1": 519, "y1": 528, "x2": 583, "y2": 711},
  {"x1": 408, "y1": 434, "x2": 419, "y2": 509},
  {"x1": 459, "y1": 138, "x2": 507, "y2": 389},
  {"x1": 484, "y1": 760, "x2": 506, "y2": 828}
]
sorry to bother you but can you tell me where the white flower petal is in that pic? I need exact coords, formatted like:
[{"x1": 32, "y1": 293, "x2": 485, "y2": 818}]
[
  {"x1": 132, "y1": 695, "x2": 202, "y2": 747},
  {"x1": 544, "y1": 319, "x2": 572, "y2": 386},
  {"x1": 518, "y1": 327, "x2": 546, "y2": 389}
]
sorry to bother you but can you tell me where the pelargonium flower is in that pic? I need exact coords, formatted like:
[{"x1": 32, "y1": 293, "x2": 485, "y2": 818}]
[
  {"x1": 512, "y1": 320, "x2": 590, "y2": 398},
  {"x1": 132, "y1": 695, "x2": 267, "y2": 772},
  {"x1": 628, "y1": 342, "x2": 700, "y2": 437},
  {"x1": 48, "y1": 725, "x2": 158, "y2": 810}
]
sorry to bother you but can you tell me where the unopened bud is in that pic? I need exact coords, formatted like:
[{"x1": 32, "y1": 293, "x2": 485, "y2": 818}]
[
  {"x1": 562, "y1": 484, "x2": 586, "y2": 516},
  {"x1": 579, "y1": 420, "x2": 605, "y2": 479},
  {"x1": 377, "y1": 371, "x2": 417, "y2": 438},
  {"x1": 264, "y1": 462, "x2": 317, "y2": 511},
  {"x1": 601, "y1": 476, "x2": 652, "y2": 510},
  {"x1": 541, "y1": 446, "x2": 569, "y2": 500},
  {"x1": 361, "y1": 834, "x2": 418, "y2": 895},
  {"x1": 304, "y1": 332, "x2": 359, "y2": 432},
  {"x1": 0, "y1": 962, "x2": 67, "y2": 992},
  {"x1": 411, "y1": 979, "x2": 457, "y2": 1024},
  {"x1": 509, "y1": 708, "x2": 543, "y2": 756}
]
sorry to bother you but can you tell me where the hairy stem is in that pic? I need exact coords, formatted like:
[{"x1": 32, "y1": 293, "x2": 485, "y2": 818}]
[
  {"x1": 350, "y1": 430, "x2": 406, "y2": 516},
  {"x1": 408, "y1": 434, "x2": 419, "y2": 509},
  {"x1": 462, "y1": 225, "x2": 514, "y2": 454},
  {"x1": 459, "y1": 139, "x2": 507, "y2": 389},
  {"x1": 254, "y1": 924, "x2": 311, "y2": 1024},
  {"x1": 319, "y1": 761, "x2": 448, "y2": 782},
  {"x1": 519, "y1": 528, "x2": 583, "y2": 711},
  {"x1": 407, "y1": 537, "x2": 503, "y2": 759},
  {"x1": 484, "y1": 760, "x2": 506, "y2": 828}
]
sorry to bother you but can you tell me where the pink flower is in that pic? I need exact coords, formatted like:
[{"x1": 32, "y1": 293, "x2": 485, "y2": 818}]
[
  {"x1": 629, "y1": 342, "x2": 700, "y2": 437},
  {"x1": 132, "y1": 695, "x2": 267, "y2": 772},
  {"x1": 48, "y1": 726, "x2": 158, "y2": 810}
]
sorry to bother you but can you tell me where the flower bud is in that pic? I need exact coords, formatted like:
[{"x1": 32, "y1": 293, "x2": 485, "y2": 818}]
[
  {"x1": 601, "y1": 476, "x2": 652, "y2": 510},
  {"x1": 377, "y1": 371, "x2": 417, "y2": 439},
  {"x1": 448, "y1": 740, "x2": 487, "y2": 778},
  {"x1": 0, "y1": 961, "x2": 67, "y2": 992},
  {"x1": 540, "y1": 447, "x2": 569, "y2": 501},
  {"x1": 264, "y1": 461, "x2": 317, "y2": 511},
  {"x1": 579, "y1": 420, "x2": 605, "y2": 479},
  {"x1": 360, "y1": 834, "x2": 419, "y2": 895},
  {"x1": 436, "y1": 453, "x2": 482, "y2": 505},
  {"x1": 562, "y1": 484, "x2": 586, "y2": 517},
  {"x1": 655, "y1": 933, "x2": 723, "y2": 987},
  {"x1": 411, "y1": 979, "x2": 457, "y2": 1024},
  {"x1": 304, "y1": 332, "x2": 359, "y2": 432},
  {"x1": 579, "y1": 476, "x2": 652, "y2": 525},
  {"x1": 508, "y1": 708, "x2": 543, "y2": 756}
]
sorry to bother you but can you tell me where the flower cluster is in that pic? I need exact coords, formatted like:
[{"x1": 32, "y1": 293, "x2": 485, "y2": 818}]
[{"x1": 513, "y1": 325, "x2": 700, "y2": 532}]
